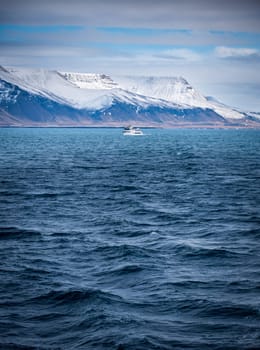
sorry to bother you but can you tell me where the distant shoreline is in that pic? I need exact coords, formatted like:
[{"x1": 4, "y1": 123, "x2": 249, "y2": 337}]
[{"x1": 0, "y1": 124, "x2": 259, "y2": 129}]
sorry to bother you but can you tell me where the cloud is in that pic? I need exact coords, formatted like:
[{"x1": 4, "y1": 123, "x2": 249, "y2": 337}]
[
  {"x1": 1, "y1": 0, "x2": 260, "y2": 111},
  {"x1": 215, "y1": 46, "x2": 260, "y2": 61},
  {"x1": 156, "y1": 48, "x2": 203, "y2": 62},
  {"x1": 1, "y1": 0, "x2": 260, "y2": 32}
]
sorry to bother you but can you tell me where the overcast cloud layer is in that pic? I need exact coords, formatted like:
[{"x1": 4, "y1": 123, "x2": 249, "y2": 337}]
[{"x1": 1, "y1": 0, "x2": 260, "y2": 110}]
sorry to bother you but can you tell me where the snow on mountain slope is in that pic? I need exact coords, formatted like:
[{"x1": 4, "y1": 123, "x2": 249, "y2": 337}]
[
  {"x1": 0, "y1": 67, "x2": 116, "y2": 109},
  {"x1": 0, "y1": 67, "x2": 179, "y2": 110},
  {"x1": 205, "y1": 96, "x2": 245, "y2": 120},
  {"x1": 113, "y1": 75, "x2": 246, "y2": 120},
  {"x1": 60, "y1": 72, "x2": 118, "y2": 89},
  {"x1": 58, "y1": 71, "x2": 182, "y2": 108},
  {"x1": 113, "y1": 75, "x2": 208, "y2": 107},
  {"x1": 0, "y1": 66, "x2": 250, "y2": 120}
]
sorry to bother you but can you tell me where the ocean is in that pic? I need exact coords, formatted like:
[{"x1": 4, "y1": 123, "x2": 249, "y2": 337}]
[{"x1": 0, "y1": 127, "x2": 259, "y2": 350}]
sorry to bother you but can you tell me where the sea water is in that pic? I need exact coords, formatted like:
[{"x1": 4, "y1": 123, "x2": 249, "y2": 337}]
[{"x1": 0, "y1": 128, "x2": 259, "y2": 349}]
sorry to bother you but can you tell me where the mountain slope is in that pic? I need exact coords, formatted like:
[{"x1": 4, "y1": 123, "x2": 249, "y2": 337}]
[
  {"x1": 0, "y1": 66, "x2": 258, "y2": 127},
  {"x1": 113, "y1": 75, "x2": 248, "y2": 120}
]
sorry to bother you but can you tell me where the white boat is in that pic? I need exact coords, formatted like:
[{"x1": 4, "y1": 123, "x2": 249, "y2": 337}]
[{"x1": 123, "y1": 125, "x2": 143, "y2": 136}]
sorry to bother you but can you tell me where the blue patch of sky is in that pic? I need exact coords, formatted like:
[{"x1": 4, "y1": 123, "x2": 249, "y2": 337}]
[
  {"x1": 210, "y1": 30, "x2": 260, "y2": 48},
  {"x1": 96, "y1": 27, "x2": 192, "y2": 36},
  {"x1": 0, "y1": 25, "x2": 192, "y2": 37},
  {"x1": 210, "y1": 30, "x2": 260, "y2": 37},
  {"x1": 87, "y1": 41, "x2": 214, "y2": 54},
  {"x1": 0, "y1": 24, "x2": 84, "y2": 44},
  {"x1": 4, "y1": 23, "x2": 256, "y2": 56}
]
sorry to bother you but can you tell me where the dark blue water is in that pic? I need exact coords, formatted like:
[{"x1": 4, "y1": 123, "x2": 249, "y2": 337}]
[{"x1": 0, "y1": 128, "x2": 260, "y2": 350}]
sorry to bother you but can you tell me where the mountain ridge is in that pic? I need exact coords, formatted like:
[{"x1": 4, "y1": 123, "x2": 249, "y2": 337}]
[{"x1": 0, "y1": 66, "x2": 259, "y2": 127}]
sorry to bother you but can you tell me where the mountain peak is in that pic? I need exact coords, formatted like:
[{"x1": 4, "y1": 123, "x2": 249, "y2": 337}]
[
  {"x1": 59, "y1": 72, "x2": 118, "y2": 90},
  {"x1": 112, "y1": 74, "x2": 207, "y2": 107}
]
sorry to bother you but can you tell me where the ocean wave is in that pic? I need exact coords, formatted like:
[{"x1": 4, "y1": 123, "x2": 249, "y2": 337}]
[
  {"x1": 197, "y1": 301, "x2": 260, "y2": 319},
  {"x1": 110, "y1": 184, "x2": 140, "y2": 192},
  {"x1": 0, "y1": 343, "x2": 48, "y2": 350},
  {"x1": 173, "y1": 243, "x2": 244, "y2": 259},
  {"x1": 95, "y1": 264, "x2": 143, "y2": 277},
  {"x1": 25, "y1": 191, "x2": 75, "y2": 198},
  {"x1": 74, "y1": 165, "x2": 109, "y2": 170},
  {"x1": 30, "y1": 288, "x2": 124, "y2": 307},
  {"x1": 0, "y1": 227, "x2": 41, "y2": 240},
  {"x1": 93, "y1": 244, "x2": 155, "y2": 259}
]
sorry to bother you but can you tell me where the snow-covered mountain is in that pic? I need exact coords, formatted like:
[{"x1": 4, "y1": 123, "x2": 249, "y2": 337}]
[{"x1": 0, "y1": 66, "x2": 258, "y2": 127}]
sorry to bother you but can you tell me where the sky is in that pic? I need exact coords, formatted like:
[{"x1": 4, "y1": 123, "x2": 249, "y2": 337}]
[{"x1": 1, "y1": 0, "x2": 260, "y2": 111}]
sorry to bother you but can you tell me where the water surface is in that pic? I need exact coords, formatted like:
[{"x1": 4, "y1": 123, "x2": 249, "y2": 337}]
[{"x1": 0, "y1": 128, "x2": 260, "y2": 349}]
